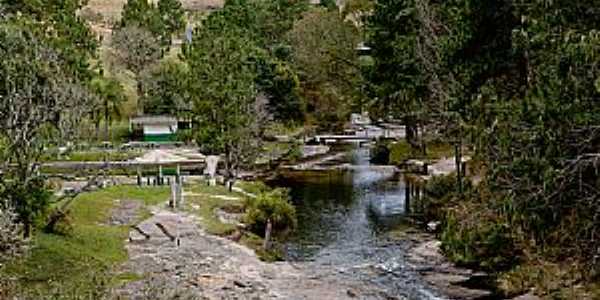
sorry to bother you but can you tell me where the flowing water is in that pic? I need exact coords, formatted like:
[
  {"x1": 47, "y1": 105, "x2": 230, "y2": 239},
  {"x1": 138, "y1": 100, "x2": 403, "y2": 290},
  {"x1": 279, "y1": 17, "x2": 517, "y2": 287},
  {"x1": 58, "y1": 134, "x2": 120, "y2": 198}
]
[{"x1": 272, "y1": 146, "x2": 447, "y2": 300}]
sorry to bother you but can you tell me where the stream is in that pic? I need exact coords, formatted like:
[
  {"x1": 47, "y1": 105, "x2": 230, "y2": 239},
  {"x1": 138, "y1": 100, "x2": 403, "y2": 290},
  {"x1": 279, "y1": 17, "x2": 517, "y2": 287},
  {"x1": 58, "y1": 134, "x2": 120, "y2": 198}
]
[{"x1": 272, "y1": 146, "x2": 447, "y2": 300}]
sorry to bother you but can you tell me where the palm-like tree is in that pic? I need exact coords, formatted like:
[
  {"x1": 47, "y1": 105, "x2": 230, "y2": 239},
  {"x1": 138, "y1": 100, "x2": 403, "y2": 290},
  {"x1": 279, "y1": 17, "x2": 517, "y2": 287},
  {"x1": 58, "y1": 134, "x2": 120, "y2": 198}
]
[{"x1": 91, "y1": 76, "x2": 126, "y2": 141}]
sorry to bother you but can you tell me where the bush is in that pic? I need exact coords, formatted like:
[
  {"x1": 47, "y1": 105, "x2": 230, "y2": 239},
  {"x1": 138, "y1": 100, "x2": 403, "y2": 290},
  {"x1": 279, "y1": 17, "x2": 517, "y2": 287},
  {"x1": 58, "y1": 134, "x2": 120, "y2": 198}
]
[
  {"x1": 441, "y1": 200, "x2": 519, "y2": 271},
  {"x1": 44, "y1": 209, "x2": 74, "y2": 236},
  {"x1": 0, "y1": 206, "x2": 27, "y2": 266},
  {"x1": 370, "y1": 142, "x2": 390, "y2": 165},
  {"x1": 424, "y1": 174, "x2": 459, "y2": 199},
  {"x1": 421, "y1": 174, "x2": 471, "y2": 222},
  {"x1": 1, "y1": 177, "x2": 52, "y2": 236},
  {"x1": 244, "y1": 188, "x2": 297, "y2": 236},
  {"x1": 285, "y1": 143, "x2": 303, "y2": 162},
  {"x1": 389, "y1": 141, "x2": 414, "y2": 164}
]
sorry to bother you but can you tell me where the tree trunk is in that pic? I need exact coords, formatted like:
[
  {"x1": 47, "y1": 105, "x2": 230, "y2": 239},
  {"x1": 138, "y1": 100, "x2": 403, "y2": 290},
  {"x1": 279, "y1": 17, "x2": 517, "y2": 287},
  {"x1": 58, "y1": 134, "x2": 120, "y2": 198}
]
[
  {"x1": 104, "y1": 99, "x2": 109, "y2": 142},
  {"x1": 23, "y1": 221, "x2": 31, "y2": 238},
  {"x1": 136, "y1": 81, "x2": 144, "y2": 115}
]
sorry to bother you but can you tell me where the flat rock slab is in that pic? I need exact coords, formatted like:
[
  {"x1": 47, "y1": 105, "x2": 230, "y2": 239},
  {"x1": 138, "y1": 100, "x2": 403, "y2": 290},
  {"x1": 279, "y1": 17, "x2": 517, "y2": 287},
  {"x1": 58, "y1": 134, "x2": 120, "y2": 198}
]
[
  {"x1": 109, "y1": 200, "x2": 142, "y2": 226},
  {"x1": 116, "y1": 209, "x2": 400, "y2": 300}
]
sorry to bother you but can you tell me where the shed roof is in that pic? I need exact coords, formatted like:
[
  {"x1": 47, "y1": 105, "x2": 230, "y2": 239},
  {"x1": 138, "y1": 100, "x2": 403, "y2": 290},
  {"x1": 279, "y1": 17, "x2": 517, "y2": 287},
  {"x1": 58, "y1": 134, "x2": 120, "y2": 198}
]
[{"x1": 130, "y1": 116, "x2": 178, "y2": 125}]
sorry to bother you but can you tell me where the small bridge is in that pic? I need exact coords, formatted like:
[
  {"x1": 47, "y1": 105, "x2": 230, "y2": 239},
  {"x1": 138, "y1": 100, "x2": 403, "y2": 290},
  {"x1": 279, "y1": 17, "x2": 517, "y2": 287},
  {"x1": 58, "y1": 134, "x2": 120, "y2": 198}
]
[{"x1": 309, "y1": 125, "x2": 406, "y2": 144}]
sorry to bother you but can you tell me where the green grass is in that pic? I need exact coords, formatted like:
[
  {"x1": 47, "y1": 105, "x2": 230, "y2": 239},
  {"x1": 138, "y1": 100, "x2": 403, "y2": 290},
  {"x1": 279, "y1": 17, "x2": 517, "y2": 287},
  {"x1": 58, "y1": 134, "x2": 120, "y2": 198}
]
[
  {"x1": 264, "y1": 122, "x2": 305, "y2": 138},
  {"x1": 389, "y1": 140, "x2": 454, "y2": 165},
  {"x1": 235, "y1": 181, "x2": 269, "y2": 196},
  {"x1": 2, "y1": 186, "x2": 169, "y2": 297},
  {"x1": 184, "y1": 184, "x2": 245, "y2": 236}
]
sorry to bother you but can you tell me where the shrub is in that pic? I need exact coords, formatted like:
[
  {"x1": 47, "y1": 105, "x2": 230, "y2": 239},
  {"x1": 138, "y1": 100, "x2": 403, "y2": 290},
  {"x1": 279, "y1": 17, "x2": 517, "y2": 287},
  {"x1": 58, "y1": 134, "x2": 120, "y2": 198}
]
[
  {"x1": 285, "y1": 142, "x2": 303, "y2": 162},
  {"x1": 424, "y1": 174, "x2": 459, "y2": 199},
  {"x1": 244, "y1": 188, "x2": 297, "y2": 236},
  {"x1": 44, "y1": 209, "x2": 74, "y2": 236},
  {"x1": 389, "y1": 141, "x2": 414, "y2": 164},
  {"x1": 0, "y1": 205, "x2": 27, "y2": 266},
  {"x1": 370, "y1": 141, "x2": 390, "y2": 164},
  {"x1": 441, "y1": 201, "x2": 518, "y2": 271},
  {"x1": 1, "y1": 177, "x2": 52, "y2": 237},
  {"x1": 421, "y1": 173, "x2": 471, "y2": 222}
]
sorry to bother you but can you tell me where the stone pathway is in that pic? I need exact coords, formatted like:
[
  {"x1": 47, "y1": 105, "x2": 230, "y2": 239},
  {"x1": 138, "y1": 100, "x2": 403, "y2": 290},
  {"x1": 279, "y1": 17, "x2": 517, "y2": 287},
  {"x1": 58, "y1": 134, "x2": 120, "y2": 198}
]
[{"x1": 116, "y1": 208, "x2": 401, "y2": 300}]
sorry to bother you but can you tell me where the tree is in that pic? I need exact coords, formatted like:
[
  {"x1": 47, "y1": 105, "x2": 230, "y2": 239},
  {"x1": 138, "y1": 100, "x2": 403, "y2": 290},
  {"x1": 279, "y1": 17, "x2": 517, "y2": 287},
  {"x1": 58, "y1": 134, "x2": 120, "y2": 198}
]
[
  {"x1": 366, "y1": 0, "x2": 425, "y2": 146},
  {"x1": 288, "y1": 8, "x2": 362, "y2": 128},
  {"x1": 244, "y1": 188, "x2": 296, "y2": 249},
  {"x1": 1, "y1": 0, "x2": 98, "y2": 80},
  {"x1": 121, "y1": 0, "x2": 185, "y2": 49},
  {"x1": 91, "y1": 76, "x2": 126, "y2": 141},
  {"x1": 140, "y1": 59, "x2": 190, "y2": 116},
  {"x1": 255, "y1": 57, "x2": 304, "y2": 122},
  {"x1": 111, "y1": 25, "x2": 162, "y2": 114},
  {"x1": 184, "y1": 27, "x2": 269, "y2": 189},
  {"x1": 157, "y1": 0, "x2": 186, "y2": 46},
  {"x1": 0, "y1": 205, "x2": 27, "y2": 266},
  {"x1": 0, "y1": 23, "x2": 94, "y2": 236}
]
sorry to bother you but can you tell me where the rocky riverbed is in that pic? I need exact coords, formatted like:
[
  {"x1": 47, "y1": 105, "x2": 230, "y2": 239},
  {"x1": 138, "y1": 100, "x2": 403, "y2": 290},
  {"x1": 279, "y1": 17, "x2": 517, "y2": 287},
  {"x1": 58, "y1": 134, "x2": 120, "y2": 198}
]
[
  {"x1": 115, "y1": 207, "x2": 408, "y2": 300},
  {"x1": 112, "y1": 204, "x2": 527, "y2": 300}
]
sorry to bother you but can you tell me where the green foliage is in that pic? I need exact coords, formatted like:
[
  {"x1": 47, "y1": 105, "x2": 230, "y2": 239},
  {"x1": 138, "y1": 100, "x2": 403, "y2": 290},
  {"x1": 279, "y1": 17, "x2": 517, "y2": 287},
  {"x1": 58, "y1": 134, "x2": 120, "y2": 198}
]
[
  {"x1": 1, "y1": 175, "x2": 52, "y2": 238},
  {"x1": 111, "y1": 25, "x2": 162, "y2": 76},
  {"x1": 140, "y1": 59, "x2": 190, "y2": 116},
  {"x1": 319, "y1": 0, "x2": 337, "y2": 10},
  {"x1": 441, "y1": 203, "x2": 517, "y2": 271},
  {"x1": 192, "y1": 0, "x2": 308, "y2": 123},
  {"x1": 244, "y1": 189, "x2": 297, "y2": 236},
  {"x1": 370, "y1": 141, "x2": 390, "y2": 165},
  {"x1": 383, "y1": 140, "x2": 453, "y2": 165},
  {"x1": 288, "y1": 8, "x2": 362, "y2": 127},
  {"x1": 365, "y1": 0, "x2": 423, "y2": 119},
  {"x1": 388, "y1": 141, "x2": 414, "y2": 164},
  {"x1": 91, "y1": 76, "x2": 127, "y2": 140},
  {"x1": 1, "y1": 0, "x2": 98, "y2": 80},
  {"x1": 2, "y1": 186, "x2": 169, "y2": 297},
  {"x1": 424, "y1": 174, "x2": 459, "y2": 200},
  {"x1": 184, "y1": 19, "x2": 268, "y2": 175},
  {"x1": 256, "y1": 58, "x2": 304, "y2": 121},
  {"x1": 157, "y1": 0, "x2": 186, "y2": 41},
  {"x1": 367, "y1": 0, "x2": 600, "y2": 283},
  {"x1": 120, "y1": 0, "x2": 185, "y2": 48}
]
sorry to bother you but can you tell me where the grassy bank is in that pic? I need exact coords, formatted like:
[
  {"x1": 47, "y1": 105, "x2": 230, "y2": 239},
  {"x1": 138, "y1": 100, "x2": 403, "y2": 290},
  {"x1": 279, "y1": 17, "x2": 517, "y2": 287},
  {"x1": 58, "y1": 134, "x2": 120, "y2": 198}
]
[
  {"x1": 1, "y1": 186, "x2": 170, "y2": 298},
  {"x1": 1, "y1": 180, "x2": 291, "y2": 298},
  {"x1": 371, "y1": 139, "x2": 455, "y2": 166}
]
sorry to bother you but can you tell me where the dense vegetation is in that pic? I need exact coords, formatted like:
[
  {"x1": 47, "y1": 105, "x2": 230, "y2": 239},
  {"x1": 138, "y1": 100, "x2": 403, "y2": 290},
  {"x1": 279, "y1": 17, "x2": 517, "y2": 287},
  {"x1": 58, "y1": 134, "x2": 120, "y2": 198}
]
[{"x1": 365, "y1": 0, "x2": 600, "y2": 296}]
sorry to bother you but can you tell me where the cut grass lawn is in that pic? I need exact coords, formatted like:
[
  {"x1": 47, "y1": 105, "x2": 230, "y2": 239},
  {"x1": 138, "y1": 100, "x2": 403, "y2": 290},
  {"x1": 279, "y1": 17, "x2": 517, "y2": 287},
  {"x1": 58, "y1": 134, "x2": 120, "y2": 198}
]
[
  {"x1": 183, "y1": 182, "x2": 288, "y2": 262},
  {"x1": 2, "y1": 182, "x2": 272, "y2": 297},
  {"x1": 184, "y1": 184, "x2": 246, "y2": 236},
  {"x1": 2, "y1": 186, "x2": 169, "y2": 297}
]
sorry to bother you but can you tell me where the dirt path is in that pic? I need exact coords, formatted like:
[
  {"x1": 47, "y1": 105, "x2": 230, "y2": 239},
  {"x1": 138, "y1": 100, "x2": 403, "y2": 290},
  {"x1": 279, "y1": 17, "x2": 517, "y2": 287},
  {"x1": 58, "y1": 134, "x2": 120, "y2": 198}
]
[{"x1": 116, "y1": 208, "x2": 402, "y2": 300}]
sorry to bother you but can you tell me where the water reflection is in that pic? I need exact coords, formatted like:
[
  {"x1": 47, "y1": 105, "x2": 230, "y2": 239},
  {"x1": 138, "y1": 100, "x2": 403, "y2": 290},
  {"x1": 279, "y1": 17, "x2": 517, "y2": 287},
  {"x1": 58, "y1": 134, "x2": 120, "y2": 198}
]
[
  {"x1": 276, "y1": 146, "x2": 407, "y2": 261},
  {"x1": 272, "y1": 146, "x2": 446, "y2": 299}
]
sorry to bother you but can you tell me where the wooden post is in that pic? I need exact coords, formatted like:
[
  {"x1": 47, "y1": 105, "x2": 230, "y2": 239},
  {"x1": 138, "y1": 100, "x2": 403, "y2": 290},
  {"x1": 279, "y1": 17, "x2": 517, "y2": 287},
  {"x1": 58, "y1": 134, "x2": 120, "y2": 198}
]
[
  {"x1": 177, "y1": 183, "x2": 184, "y2": 208},
  {"x1": 137, "y1": 166, "x2": 142, "y2": 186},
  {"x1": 158, "y1": 165, "x2": 163, "y2": 186},
  {"x1": 170, "y1": 181, "x2": 176, "y2": 208},
  {"x1": 176, "y1": 164, "x2": 181, "y2": 184},
  {"x1": 404, "y1": 180, "x2": 411, "y2": 215},
  {"x1": 455, "y1": 143, "x2": 463, "y2": 194}
]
